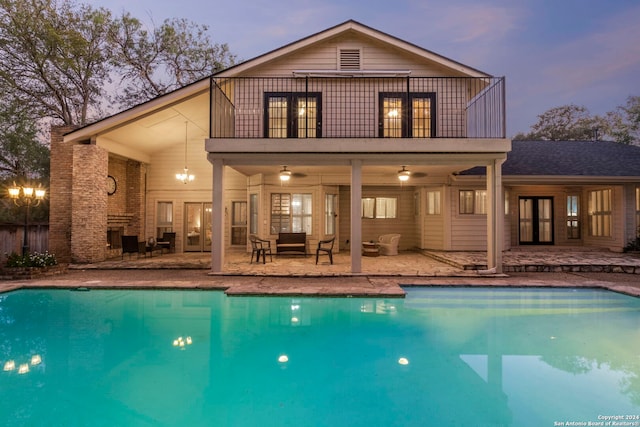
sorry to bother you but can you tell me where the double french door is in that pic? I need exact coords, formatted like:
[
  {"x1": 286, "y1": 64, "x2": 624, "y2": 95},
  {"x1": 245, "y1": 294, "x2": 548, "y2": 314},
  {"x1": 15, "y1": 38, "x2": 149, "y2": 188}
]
[
  {"x1": 519, "y1": 197, "x2": 554, "y2": 245},
  {"x1": 184, "y1": 202, "x2": 212, "y2": 252}
]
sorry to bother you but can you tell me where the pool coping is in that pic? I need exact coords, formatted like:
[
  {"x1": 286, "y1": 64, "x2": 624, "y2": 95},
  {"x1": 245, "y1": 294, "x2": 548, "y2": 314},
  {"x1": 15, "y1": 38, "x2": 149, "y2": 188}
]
[{"x1": 2, "y1": 272, "x2": 639, "y2": 298}]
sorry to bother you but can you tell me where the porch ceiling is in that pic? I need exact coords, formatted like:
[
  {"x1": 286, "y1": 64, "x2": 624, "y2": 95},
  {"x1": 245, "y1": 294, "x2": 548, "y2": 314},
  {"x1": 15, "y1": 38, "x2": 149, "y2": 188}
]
[
  {"x1": 229, "y1": 164, "x2": 478, "y2": 184},
  {"x1": 84, "y1": 90, "x2": 210, "y2": 162}
]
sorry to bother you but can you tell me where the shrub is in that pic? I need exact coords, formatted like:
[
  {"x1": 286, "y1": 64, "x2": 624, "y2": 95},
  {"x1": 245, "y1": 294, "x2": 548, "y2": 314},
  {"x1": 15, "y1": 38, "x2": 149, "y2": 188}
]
[{"x1": 5, "y1": 251, "x2": 58, "y2": 268}]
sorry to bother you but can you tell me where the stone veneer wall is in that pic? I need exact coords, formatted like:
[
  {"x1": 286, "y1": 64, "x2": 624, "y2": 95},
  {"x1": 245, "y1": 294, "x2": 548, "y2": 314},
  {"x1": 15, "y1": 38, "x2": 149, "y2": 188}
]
[
  {"x1": 49, "y1": 126, "x2": 78, "y2": 263},
  {"x1": 70, "y1": 143, "x2": 108, "y2": 263}
]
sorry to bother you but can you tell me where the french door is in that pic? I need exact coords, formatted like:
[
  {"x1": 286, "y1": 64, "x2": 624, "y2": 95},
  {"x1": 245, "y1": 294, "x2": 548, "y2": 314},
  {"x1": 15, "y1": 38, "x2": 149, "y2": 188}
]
[
  {"x1": 231, "y1": 201, "x2": 247, "y2": 245},
  {"x1": 184, "y1": 202, "x2": 212, "y2": 252},
  {"x1": 519, "y1": 197, "x2": 554, "y2": 245}
]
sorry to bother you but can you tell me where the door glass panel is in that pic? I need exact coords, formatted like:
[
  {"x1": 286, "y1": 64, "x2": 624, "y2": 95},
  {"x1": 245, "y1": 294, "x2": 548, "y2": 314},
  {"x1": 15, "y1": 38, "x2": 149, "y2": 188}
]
[
  {"x1": 185, "y1": 202, "x2": 212, "y2": 252},
  {"x1": 382, "y1": 97, "x2": 403, "y2": 137},
  {"x1": 185, "y1": 203, "x2": 202, "y2": 251},
  {"x1": 538, "y1": 199, "x2": 553, "y2": 242},
  {"x1": 325, "y1": 194, "x2": 337, "y2": 235},
  {"x1": 519, "y1": 199, "x2": 533, "y2": 243},
  {"x1": 231, "y1": 201, "x2": 247, "y2": 245}
]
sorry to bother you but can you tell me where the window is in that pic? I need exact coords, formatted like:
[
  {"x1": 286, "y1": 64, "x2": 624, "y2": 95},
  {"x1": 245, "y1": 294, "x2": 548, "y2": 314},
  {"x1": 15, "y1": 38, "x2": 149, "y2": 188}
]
[
  {"x1": 271, "y1": 193, "x2": 312, "y2": 234},
  {"x1": 426, "y1": 191, "x2": 441, "y2": 215},
  {"x1": 588, "y1": 189, "x2": 612, "y2": 237},
  {"x1": 156, "y1": 201, "x2": 173, "y2": 237},
  {"x1": 264, "y1": 93, "x2": 321, "y2": 138},
  {"x1": 567, "y1": 195, "x2": 580, "y2": 239},
  {"x1": 459, "y1": 190, "x2": 487, "y2": 214},
  {"x1": 379, "y1": 92, "x2": 435, "y2": 137},
  {"x1": 636, "y1": 188, "x2": 640, "y2": 236},
  {"x1": 325, "y1": 194, "x2": 337, "y2": 235},
  {"x1": 361, "y1": 197, "x2": 397, "y2": 219}
]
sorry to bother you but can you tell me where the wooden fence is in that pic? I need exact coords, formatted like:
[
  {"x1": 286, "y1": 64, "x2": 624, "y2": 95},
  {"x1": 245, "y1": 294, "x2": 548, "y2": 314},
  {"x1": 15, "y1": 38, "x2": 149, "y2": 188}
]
[{"x1": 0, "y1": 224, "x2": 49, "y2": 262}]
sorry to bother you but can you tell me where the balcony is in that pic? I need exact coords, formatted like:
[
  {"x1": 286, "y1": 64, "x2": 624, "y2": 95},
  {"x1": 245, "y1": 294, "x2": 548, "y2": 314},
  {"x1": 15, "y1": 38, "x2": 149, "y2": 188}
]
[{"x1": 210, "y1": 76, "x2": 505, "y2": 140}]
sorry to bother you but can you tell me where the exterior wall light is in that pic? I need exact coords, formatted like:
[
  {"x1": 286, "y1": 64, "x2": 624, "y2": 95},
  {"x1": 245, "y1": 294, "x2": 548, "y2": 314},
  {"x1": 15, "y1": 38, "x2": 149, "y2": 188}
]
[{"x1": 8, "y1": 184, "x2": 46, "y2": 255}]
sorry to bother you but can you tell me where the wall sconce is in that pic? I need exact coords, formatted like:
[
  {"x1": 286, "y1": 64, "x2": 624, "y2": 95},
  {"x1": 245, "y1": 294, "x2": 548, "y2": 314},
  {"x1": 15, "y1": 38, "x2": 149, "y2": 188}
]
[
  {"x1": 279, "y1": 166, "x2": 292, "y2": 182},
  {"x1": 398, "y1": 166, "x2": 411, "y2": 182}
]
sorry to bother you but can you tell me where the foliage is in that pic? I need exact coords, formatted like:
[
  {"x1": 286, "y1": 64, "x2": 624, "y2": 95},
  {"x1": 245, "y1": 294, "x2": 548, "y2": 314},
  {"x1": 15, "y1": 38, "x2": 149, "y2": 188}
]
[
  {"x1": 109, "y1": 14, "x2": 236, "y2": 108},
  {"x1": 514, "y1": 97, "x2": 640, "y2": 145},
  {"x1": 0, "y1": 0, "x2": 113, "y2": 126},
  {"x1": 0, "y1": 0, "x2": 237, "y2": 126},
  {"x1": 0, "y1": 97, "x2": 50, "y2": 180},
  {"x1": 606, "y1": 96, "x2": 640, "y2": 145},
  {"x1": 513, "y1": 104, "x2": 607, "y2": 141},
  {"x1": 5, "y1": 251, "x2": 57, "y2": 268}
]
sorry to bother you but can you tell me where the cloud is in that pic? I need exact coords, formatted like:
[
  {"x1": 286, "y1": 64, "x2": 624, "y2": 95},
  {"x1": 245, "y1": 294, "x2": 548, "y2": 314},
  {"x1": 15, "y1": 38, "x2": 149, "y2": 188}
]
[{"x1": 539, "y1": 5, "x2": 640, "y2": 97}]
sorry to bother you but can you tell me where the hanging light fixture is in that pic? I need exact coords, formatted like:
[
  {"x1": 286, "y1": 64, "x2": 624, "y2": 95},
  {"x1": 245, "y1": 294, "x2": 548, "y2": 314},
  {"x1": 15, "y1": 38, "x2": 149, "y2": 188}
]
[
  {"x1": 176, "y1": 121, "x2": 195, "y2": 184},
  {"x1": 398, "y1": 166, "x2": 411, "y2": 182},
  {"x1": 279, "y1": 166, "x2": 292, "y2": 182}
]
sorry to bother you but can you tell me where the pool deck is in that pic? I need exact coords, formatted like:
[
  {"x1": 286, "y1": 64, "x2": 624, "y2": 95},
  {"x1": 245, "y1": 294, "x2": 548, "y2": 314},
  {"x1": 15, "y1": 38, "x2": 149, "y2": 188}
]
[{"x1": 2, "y1": 248, "x2": 640, "y2": 298}]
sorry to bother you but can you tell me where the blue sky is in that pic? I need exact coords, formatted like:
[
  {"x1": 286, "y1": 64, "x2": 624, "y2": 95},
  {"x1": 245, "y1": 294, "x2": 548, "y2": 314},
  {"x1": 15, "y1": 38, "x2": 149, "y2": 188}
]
[{"x1": 91, "y1": 0, "x2": 640, "y2": 137}]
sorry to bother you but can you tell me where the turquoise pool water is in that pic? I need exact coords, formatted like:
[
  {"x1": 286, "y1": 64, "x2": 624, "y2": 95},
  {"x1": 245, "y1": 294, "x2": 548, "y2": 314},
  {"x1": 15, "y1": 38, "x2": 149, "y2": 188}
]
[{"x1": 1, "y1": 287, "x2": 639, "y2": 426}]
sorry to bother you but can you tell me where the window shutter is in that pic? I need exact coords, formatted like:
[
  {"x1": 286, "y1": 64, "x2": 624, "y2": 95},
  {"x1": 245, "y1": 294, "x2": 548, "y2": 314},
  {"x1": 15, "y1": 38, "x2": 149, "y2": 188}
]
[{"x1": 339, "y1": 49, "x2": 361, "y2": 70}]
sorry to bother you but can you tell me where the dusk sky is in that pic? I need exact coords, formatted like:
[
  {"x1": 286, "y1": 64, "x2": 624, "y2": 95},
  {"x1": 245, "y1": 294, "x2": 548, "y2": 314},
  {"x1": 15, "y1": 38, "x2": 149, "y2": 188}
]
[{"x1": 90, "y1": 0, "x2": 640, "y2": 137}]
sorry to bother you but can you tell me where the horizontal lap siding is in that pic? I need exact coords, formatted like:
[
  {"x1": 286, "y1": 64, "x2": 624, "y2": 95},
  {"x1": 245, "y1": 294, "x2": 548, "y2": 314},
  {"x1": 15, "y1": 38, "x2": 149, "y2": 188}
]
[{"x1": 423, "y1": 214, "x2": 445, "y2": 249}]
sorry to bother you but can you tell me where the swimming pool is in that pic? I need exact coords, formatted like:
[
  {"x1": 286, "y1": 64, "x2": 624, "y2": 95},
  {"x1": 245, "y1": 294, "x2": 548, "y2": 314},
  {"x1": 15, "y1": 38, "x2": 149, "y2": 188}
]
[{"x1": 1, "y1": 287, "x2": 639, "y2": 426}]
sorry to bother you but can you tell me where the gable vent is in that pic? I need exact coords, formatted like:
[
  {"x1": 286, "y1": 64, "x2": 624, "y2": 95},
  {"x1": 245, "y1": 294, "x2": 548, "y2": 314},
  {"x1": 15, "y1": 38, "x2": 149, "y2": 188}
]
[{"x1": 339, "y1": 49, "x2": 361, "y2": 70}]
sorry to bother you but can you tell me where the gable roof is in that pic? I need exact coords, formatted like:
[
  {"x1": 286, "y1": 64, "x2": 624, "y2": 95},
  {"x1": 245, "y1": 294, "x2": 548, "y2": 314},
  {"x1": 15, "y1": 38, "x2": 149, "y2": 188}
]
[
  {"x1": 64, "y1": 20, "x2": 490, "y2": 147},
  {"x1": 461, "y1": 140, "x2": 640, "y2": 178},
  {"x1": 217, "y1": 19, "x2": 491, "y2": 78}
]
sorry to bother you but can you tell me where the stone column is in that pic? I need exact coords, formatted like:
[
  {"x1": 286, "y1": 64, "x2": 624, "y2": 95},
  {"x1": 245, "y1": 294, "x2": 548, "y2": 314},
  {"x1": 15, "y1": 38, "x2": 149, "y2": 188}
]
[
  {"x1": 49, "y1": 125, "x2": 78, "y2": 264},
  {"x1": 70, "y1": 143, "x2": 109, "y2": 263}
]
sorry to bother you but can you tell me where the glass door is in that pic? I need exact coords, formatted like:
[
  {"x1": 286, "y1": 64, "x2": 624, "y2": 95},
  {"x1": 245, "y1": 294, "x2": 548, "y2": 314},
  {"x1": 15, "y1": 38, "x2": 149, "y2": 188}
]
[
  {"x1": 231, "y1": 201, "x2": 247, "y2": 245},
  {"x1": 519, "y1": 197, "x2": 554, "y2": 245},
  {"x1": 184, "y1": 202, "x2": 212, "y2": 252}
]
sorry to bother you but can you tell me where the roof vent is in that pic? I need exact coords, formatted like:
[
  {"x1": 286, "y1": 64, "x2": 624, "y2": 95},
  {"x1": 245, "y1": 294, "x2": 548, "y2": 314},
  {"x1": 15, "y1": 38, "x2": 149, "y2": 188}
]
[{"x1": 339, "y1": 48, "x2": 361, "y2": 70}]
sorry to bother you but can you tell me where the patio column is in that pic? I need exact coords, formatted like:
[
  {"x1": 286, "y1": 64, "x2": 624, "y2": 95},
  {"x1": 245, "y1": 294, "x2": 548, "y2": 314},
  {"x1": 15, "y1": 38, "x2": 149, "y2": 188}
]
[
  {"x1": 211, "y1": 158, "x2": 225, "y2": 273},
  {"x1": 351, "y1": 159, "x2": 362, "y2": 273},
  {"x1": 486, "y1": 158, "x2": 505, "y2": 273}
]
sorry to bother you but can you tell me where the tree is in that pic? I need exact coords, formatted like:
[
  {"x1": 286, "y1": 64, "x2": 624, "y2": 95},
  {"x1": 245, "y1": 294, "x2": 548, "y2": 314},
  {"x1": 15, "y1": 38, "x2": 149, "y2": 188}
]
[
  {"x1": 109, "y1": 15, "x2": 236, "y2": 108},
  {"x1": 513, "y1": 105, "x2": 606, "y2": 141},
  {"x1": 0, "y1": 0, "x2": 237, "y2": 125},
  {"x1": 606, "y1": 96, "x2": 640, "y2": 145},
  {"x1": 0, "y1": 0, "x2": 113, "y2": 126}
]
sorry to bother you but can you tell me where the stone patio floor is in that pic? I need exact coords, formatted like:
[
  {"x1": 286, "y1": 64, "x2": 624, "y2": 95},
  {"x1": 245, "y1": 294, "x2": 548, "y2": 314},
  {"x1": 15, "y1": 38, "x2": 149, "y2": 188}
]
[{"x1": 1, "y1": 248, "x2": 639, "y2": 298}]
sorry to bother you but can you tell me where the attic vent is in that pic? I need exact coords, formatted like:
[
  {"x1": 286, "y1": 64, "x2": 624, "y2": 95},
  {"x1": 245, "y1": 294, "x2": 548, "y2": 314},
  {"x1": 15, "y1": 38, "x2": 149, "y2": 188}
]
[{"x1": 339, "y1": 49, "x2": 361, "y2": 70}]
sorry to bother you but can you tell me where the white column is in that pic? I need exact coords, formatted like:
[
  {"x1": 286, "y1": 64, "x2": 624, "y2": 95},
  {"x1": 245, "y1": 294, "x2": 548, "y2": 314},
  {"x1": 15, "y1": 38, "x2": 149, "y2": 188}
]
[
  {"x1": 351, "y1": 159, "x2": 362, "y2": 273},
  {"x1": 211, "y1": 157, "x2": 225, "y2": 273},
  {"x1": 486, "y1": 158, "x2": 505, "y2": 273}
]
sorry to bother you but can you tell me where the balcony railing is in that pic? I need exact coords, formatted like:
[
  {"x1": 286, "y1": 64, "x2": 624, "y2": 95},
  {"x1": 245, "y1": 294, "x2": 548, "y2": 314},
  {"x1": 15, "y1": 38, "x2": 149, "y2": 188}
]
[{"x1": 210, "y1": 76, "x2": 505, "y2": 139}]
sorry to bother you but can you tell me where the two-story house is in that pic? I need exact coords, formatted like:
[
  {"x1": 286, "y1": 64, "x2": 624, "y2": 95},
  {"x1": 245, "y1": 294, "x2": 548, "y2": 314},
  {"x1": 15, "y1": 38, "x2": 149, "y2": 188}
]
[{"x1": 59, "y1": 20, "x2": 628, "y2": 275}]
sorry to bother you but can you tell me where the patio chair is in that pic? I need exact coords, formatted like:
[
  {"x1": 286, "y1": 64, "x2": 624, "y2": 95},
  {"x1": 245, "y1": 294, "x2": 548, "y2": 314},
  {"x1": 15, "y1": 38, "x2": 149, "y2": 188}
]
[
  {"x1": 121, "y1": 235, "x2": 141, "y2": 259},
  {"x1": 249, "y1": 235, "x2": 273, "y2": 264},
  {"x1": 315, "y1": 236, "x2": 335, "y2": 265},
  {"x1": 378, "y1": 234, "x2": 401, "y2": 256},
  {"x1": 157, "y1": 232, "x2": 176, "y2": 254}
]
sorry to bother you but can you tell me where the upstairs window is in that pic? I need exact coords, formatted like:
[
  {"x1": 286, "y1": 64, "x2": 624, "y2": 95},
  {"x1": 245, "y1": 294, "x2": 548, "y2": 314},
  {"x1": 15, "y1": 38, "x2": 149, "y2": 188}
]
[
  {"x1": 264, "y1": 93, "x2": 321, "y2": 138},
  {"x1": 379, "y1": 92, "x2": 435, "y2": 138}
]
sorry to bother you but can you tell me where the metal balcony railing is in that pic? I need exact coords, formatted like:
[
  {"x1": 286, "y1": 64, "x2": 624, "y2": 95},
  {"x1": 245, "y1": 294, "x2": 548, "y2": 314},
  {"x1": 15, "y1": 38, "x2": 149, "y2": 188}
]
[{"x1": 210, "y1": 76, "x2": 505, "y2": 139}]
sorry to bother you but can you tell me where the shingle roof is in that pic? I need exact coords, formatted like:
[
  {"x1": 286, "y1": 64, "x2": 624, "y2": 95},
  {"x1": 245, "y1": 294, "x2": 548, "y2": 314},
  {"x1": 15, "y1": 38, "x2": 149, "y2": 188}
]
[{"x1": 461, "y1": 140, "x2": 640, "y2": 177}]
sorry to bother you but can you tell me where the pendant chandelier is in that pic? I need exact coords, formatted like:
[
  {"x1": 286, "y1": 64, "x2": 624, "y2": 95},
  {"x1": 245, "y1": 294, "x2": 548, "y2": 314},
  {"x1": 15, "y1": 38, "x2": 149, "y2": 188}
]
[{"x1": 176, "y1": 121, "x2": 195, "y2": 184}]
